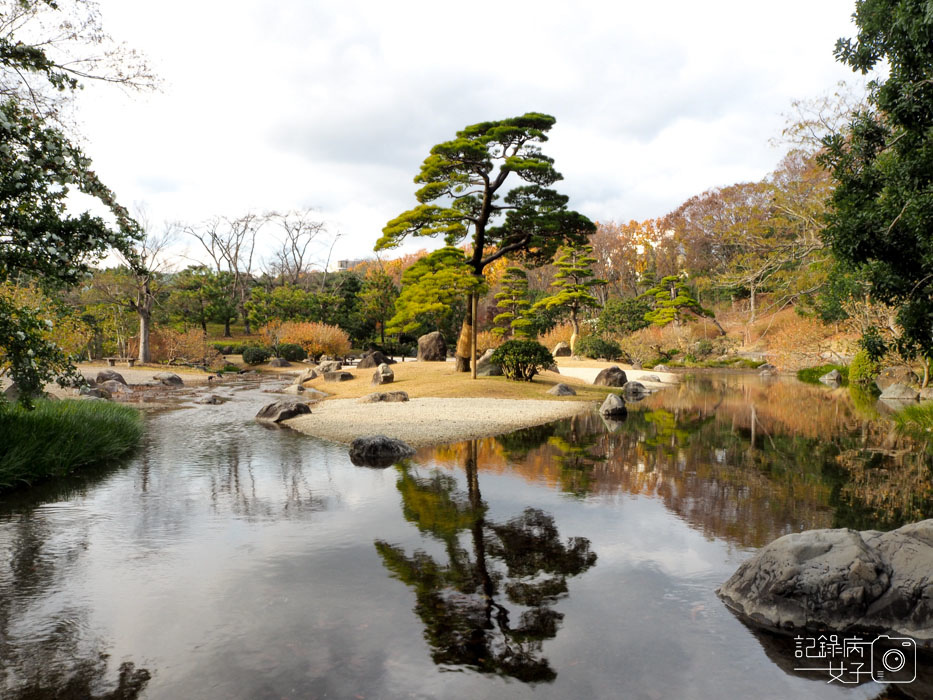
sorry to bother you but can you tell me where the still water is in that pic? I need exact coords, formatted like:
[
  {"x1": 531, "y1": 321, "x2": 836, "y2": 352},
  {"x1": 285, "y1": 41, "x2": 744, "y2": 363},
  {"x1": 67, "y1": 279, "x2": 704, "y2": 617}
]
[{"x1": 1, "y1": 374, "x2": 931, "y2": 699}]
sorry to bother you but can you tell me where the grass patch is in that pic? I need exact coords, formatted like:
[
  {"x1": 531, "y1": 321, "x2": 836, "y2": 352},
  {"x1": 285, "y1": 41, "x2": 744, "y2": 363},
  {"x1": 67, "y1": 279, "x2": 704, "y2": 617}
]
[
  {"x1": 0, "y1": 399, "x2": 143, "y2": 490},
  {"x1": 893, "y1": 401, "x2": 933, "y2": 437},
  {"x1": 797, "y1": 364, "x2": 849, "y2": 385}
]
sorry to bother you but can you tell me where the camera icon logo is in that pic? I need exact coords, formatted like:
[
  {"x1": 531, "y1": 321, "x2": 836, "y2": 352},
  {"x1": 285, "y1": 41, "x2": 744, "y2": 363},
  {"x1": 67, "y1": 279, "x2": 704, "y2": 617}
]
[{"x1": 871, "y1": 635, "x2": 916, "y2": 683}]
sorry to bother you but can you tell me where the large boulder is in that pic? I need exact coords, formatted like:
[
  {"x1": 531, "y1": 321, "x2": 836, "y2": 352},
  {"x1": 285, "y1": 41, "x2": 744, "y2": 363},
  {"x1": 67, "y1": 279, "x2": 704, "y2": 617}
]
[
  {"x1": 593, "y1": 366, "x2": 627, "y2": 387},
  {"x1": 358, "y1": 350, "x2": 395, "y2": 368},
  {"x1": 255, "y1": 398, "x2": 311, "y2": 423},
  {"x1": 621, "y1": 381, "x2": 648, "y2": 400},
  {"x1": 268, "y1": 357, "x2": 291, "y2": 368},
  {"x1": 96, "y1": 369, "x2": 127, "y2": 385},
  {"x1": 717, "y1": 520, "x2": 933, "y2": 647},
  {"x1": 552, "y1": 341, "x2": 571, "y2": 357},
  {"x1": 348, "y1": 435, "x2": 416, "y2": 467},
  {"x1": 819, "y1": 368, "x2": 843, "y2": 387},
  {"x1": 417, "y1": 331, "x2": 447, "y2": 362},
  {"x1": 79, "y1": 385, "x2": 111, "y2": 400},
  {"x1": 876, "y1": 366, "x2": 920, "y2": 392},
  {"x1": 293, "y1": 368, "x2": 319, "y2": 384},
  {"x1": 153, "y1": 372, "x2": 183, "y2": 386},
  {"x1": 99, "y1": 379, "x2": 131, "y2": 395},
  {"x1": 323, "y1": 371, "x2": 354, "y2": 382},
  {"x1": 318, "y1": 360, "x2": 342, "y2": 374},
  {"x1": 475, "y1": 348, "x2": 503, "y2": 377},
  {"x1": 599, "y1": 393, "x2": 627, "y2": 417},
  {"x1": 372, "y1": 363, "x2": 394, "y2": 385},
  {"x1": 880, "y1": 383, "x2": 920, "y2": 401},
  {"x1": 547, "y1": 383, "x2": 576, "y2": 396},
  {"x1": 358, "y1": 391, "x2": 409, "y2": 403}
]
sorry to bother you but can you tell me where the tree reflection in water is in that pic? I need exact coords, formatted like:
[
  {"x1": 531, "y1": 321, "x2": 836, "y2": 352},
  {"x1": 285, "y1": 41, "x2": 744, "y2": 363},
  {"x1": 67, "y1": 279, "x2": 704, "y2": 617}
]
[{"x1": 375, "y1": 441, "x2": 596, "y2": 683}]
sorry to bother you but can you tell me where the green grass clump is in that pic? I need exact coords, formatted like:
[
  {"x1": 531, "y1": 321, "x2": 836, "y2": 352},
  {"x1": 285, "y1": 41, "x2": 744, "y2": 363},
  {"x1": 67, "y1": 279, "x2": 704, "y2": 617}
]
[
  {"x1": 893, "y1": 401, "x2": 933, "y2": 436},
  {"x1": 797, "y1": 364, "x2": 849, "y2": 385},
  {"x1": 654, "y1": 357, "x2": 762, "y2": 370},
  {"x1": 0, "y1": 399, "x2": 143, "y2": 490}
]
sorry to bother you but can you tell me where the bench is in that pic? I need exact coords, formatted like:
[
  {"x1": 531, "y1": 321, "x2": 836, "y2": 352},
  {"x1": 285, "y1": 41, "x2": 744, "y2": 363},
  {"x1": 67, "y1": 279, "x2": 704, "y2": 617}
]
[{"x1": 105, "y1": 357, "x2": 136, "y2": 367}]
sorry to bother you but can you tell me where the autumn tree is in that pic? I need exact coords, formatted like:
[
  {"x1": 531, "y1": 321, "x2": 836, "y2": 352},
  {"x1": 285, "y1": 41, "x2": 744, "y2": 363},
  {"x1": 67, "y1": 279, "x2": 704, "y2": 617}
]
[
  {"x1": 822, "y1": 0, "x2": 933, "y2": 382},
  {"x1": 492, "y1": 266, "x2": 533, "y2": 338},
  {"x1": 376, "y1": 113, "x2": 595, "y2": 371},
  {"x1": 532, "y1": 244, "x2": 604, "y2": 352}
]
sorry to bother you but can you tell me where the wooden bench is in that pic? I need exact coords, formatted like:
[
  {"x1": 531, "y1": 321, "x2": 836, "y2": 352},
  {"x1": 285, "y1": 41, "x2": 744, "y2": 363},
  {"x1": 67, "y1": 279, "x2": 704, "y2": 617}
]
[{"x1": 105, "y1": 357, "x2": 136, "y2": 367}]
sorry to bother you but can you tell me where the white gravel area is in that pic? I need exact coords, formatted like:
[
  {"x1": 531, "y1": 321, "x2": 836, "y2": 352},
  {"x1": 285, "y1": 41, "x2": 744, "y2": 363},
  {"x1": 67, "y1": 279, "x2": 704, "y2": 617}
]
[{"x1": 286, "y1": 397, "x2": 595, "y2": 447}]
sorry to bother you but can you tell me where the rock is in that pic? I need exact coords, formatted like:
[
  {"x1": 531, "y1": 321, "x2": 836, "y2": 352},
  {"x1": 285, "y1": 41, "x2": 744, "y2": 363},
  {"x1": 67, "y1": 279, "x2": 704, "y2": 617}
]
[
  {"x1": 631, "y1": 360, "x2": 643, "y2": 370},
  {"x1": 758, "y1": 363, "x2": 777, "y2": 371},
  {"x1": 255, "y1": 398, "x2": 311, "y2": 423},
  {"x1": 282, "y1": 384, "x2": 306, "y2": 395},
  {"x1": 599, "y1": 393, "x2": 627, "y2": 417},
  {"x1": 348, "y1": 435, "x2": 416, "y2": 467},
  {"x1": 654, "y1": 364, "x2": 669, "y2": 372},
  {"x1": 547, "y1": 383, "x2": 576, "y2": 396},
  {"x1": 417, "y1": 331, "x2": 447, "y2": 362},
  {"x1": 268, "y1": 357, "x2": 291, "y2": 368},
  {"x1": 318, "y1": 360, "x2": 342, "y2": 374},
  {"x1": 717, "y1": 520, "x2": 933, "y2": 647},
  {"x1": 760, "y1": 368, "x2": 776, "y2": 378},
  {"x1": 372, "y1": 363, "x2": 394, "y2": 385},
  {"x1": 3, "y1": 383, "x2": 20, "y2": 402},
  {"x1": 293, "y1": 368, "x2": 319, "y2": 384},
  {"x1": 99, "y1": 379, "x2": 131, "y2": 395},
  {"x1": 880, "y1": 383, "x2": 919, "y2": 401},
  {"x1": 643, "y1": 374, "x2": 661, "y2": 383},
  {"x1": 593, "y1": 366, "x2": 627, "y2": 387},
  {"x1": 153, "y1": 371, "x2": 183, "y2": 386},
  {"x1": 545, "y1": 363, "x2": 560, "y2": 374},
  {"x1": 621, "y1": 381, "x2": 647, "y2": 400},
  {"x1": 323, "y1": 371, "x2": 354, "y2": 382},
  {"x1": 358, "y1": 391, "x2": 409, "y2": 403},
  {"x1": 79, "y1": 386, "x2": 111, "y2": 400},
  {"x1": 819, "y1": 369, "x2": 842, "y2": 386},
  {"x1": 552, "y1": 341, "x2": 571, "y2": 357},
  {"x1": 875, "y1": 366, "x2": 920, "y2": 392},
  {"x1": 196, "y1": 394, "x2": 224, "y2": 405},
  {"x1": 475, "y1": 348, "x2": 503, "y2": 377},
  {"x1": 921, "y1": 387, "x2": 933, "y2": 402},
  {"x1": 96, "y1": 369, "x2": 127, "y2": 385},
  {"x1": 358, "y1": 350, "x2": 395, "y2": 368},
  {"x1": 302, "y1": 387, "x2": 329, "y2": 401}
]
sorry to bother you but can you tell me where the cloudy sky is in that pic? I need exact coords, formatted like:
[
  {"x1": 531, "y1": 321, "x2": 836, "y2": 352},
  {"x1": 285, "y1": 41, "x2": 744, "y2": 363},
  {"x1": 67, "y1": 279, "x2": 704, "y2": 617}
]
[{"x1": 75, "y1": 0, "x2": 864, "y2": 267}]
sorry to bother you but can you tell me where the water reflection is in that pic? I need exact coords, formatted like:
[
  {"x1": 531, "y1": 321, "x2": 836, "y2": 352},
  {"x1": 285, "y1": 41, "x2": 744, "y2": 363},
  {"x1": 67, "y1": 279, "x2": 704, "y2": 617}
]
[{"x1": 376, "y1": 441, "x2": 597, "y2": 683}]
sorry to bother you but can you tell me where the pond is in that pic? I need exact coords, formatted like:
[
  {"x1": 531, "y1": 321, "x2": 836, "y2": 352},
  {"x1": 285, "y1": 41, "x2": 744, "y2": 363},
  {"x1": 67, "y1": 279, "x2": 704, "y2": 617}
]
[{"x1": 0, "y1": 373, "x2": 931, "y2": 699}]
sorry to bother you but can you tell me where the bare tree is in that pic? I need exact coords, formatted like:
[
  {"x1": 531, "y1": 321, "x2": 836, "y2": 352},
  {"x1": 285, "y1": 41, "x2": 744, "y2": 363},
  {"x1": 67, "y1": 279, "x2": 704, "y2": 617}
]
[{"x1": 265, "y1": 209, "x2": 327, "y2": 287}]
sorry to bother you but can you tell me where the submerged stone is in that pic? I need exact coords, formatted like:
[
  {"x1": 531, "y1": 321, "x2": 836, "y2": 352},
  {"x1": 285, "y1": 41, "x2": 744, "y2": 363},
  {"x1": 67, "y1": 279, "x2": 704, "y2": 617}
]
[{"x1": 348, "y1": 435, "x2": 416, "y2": 467}]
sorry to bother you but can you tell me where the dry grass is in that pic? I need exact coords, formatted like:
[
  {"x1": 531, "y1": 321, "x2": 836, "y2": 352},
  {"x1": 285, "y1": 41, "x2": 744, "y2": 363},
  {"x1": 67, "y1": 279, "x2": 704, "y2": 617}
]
[{"x1": 299, "y1": 359, "x2": 618, "y2": 403}]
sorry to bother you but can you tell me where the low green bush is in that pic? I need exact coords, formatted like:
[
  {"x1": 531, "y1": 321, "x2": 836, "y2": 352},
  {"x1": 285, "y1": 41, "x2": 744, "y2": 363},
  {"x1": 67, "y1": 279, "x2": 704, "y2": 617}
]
[
  {"x1": 490, "y1": 340, "x2": 554, "y2": 381},
  {"x1": 0, "y1": 399, "x2": 143, "y2": 490},
  {"x1": 849, "y1": 349, "x2": 881, "y2": 385},
  {"x1": 574, "y1": 336, "x2": 624, "y2": 361},
  {"x1": 276, "y1": 343, "x2": 307, "y2": 362},
  {"x1": 241, "y1": 346, "x2": 272, "y2": 365},
  {"x1": 797, "y1": 364, "x2": 849, "y2": 385}
]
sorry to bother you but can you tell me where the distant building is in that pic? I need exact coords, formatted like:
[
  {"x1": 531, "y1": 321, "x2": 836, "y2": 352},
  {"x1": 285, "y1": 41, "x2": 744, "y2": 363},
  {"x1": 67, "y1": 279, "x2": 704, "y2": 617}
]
[{"x1": 336, "y1": 258, "x2": 367, "y2": 272}]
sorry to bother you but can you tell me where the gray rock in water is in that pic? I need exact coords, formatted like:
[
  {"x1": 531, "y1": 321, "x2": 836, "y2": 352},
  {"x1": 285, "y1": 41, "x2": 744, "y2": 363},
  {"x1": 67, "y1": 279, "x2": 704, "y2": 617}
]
[
  {"x1": 717, "y1": 519, "x2": 933, "y2": 647},
  {"x1": 348, "y1": 435, "x2": 416, "y2": 467},
  {"x1": 359, "y1": 391, "x2": 409, "y2": 403},
  {"x1": 819, "y1": 369, "x2": 842, "y2": 386},
  {"x1": 621, "y1": 381, "x2": 647, "y2": 400},
  {"x1": 268, "y1": 357, "x2": 291, "y2": 368},
  {"x1": 547, "y1": 383, "x2": 576, "y2": 396},
  {"x1": 552, "y1": 341, "x2": 571, "y2": 357},
  {"x1": 293, "y1": 368, "x2": 319, "y2": 384},
  {"x1": 282, "y1": 384, "x2": 305, "y2": 395},
  {"x1": 593, "y1": 366, "x2": 627, "y2": 387},
  {"x1": 318, "y1": 360, "x2": 342, "y2": 374},
  {"x1": 153, "y1": 371, "x2": 183, "y2": 386},
  {"x1": 99, "y1": 379, "x2": 131, "y2": 395},
  {"x1": 880, "y1": 383, "x2": 919, "y2": 401},
  {"x1": 372, "y1": 363, "x2": 394, "y2": 385},
  {"x1": 323, "y1": 371, "x2": 354, "y2": 382},
  {"x1": 255, "y1": 398, "x2": 311, "y2": 423},
  {"x1": 475, "y1": 348, "x2": 503, "y2": 377},
  {"x1": 196, "y1": 394, "x2": 224, "y2": 405},
  {"x1": 758, "y1": 363, "x2": 777, "y2": 371},
  {"x1": 599, "y1": 393, "x2": 627, "y2": 417},
  {"x1": 417, "y1": 331, "x2": 447, "y2": 362},
  {"x1": 79, "y1": 385, "x2": 111, "y2": 400},
  {"x1": 96, "y1": 369, "x2": 127, "y2": 385}
]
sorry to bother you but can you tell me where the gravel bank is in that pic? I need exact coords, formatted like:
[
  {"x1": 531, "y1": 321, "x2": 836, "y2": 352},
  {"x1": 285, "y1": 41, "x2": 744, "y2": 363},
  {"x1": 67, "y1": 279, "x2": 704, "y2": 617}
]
[{"x1": 285, "y1": 397, "x2": 595, "y2": 447}]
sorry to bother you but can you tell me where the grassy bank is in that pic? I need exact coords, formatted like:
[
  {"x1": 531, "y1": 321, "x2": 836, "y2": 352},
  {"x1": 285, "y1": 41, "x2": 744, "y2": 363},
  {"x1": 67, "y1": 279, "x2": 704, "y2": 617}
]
[
  {"x1": 797, "y1": 364, "x2": 849, "y2": 385},
  {"x1": 0, "y1": 399, "x2": 143, "y2": 490}
]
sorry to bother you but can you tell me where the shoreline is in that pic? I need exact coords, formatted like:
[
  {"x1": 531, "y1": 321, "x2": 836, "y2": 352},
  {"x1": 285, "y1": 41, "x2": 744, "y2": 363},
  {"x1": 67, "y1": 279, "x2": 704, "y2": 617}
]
[{"x1": 285, "y1": 397, "x2": 596, "y2": 447}]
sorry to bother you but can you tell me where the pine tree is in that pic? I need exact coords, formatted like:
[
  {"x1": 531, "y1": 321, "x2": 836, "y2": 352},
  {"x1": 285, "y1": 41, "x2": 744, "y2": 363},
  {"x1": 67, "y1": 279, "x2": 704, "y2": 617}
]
[
  {"x1": 533, "y1": 245, "x2": 604, "y2": 352},
  {"x1": 492, "y1": 267, "x2": 533, "y2": 338}
]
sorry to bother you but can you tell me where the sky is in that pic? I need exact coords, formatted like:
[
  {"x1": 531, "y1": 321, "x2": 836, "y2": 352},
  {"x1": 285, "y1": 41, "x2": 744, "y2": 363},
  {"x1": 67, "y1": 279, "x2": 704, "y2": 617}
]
[{"x1": 73, "y1": 0, "x2": 865, "y2": 269}]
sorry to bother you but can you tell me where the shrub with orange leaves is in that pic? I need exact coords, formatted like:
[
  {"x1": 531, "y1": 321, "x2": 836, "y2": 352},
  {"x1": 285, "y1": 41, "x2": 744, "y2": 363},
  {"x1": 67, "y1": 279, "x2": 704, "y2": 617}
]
[
  {"x1": 536, "y1": 322, "x2": 588, "y2": 351},
  {"x1": 475, "y1": 330, "x2": 505, "y2": 353},
  {"x1": 261, "y1": 321, "x2": 350, "y2": 359}
]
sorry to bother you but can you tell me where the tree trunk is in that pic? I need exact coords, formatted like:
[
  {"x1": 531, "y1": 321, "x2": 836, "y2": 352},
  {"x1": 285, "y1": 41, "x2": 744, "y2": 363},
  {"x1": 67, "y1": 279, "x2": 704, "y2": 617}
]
[
  {"x1": 200, "y1": 318, "x2": 207, "y2": 333},
  {"x1": 138, "y1": 308, "x2": 151, "y2": 363},
  {"x1": 224, "y1": 318, "x2": 232, "y2": 338},
  {"x1": 454, "y1": 293, "x2": 474, "y2": 372},
  {"x1": 569, "y1": 308, "x2": 580, "y2": 355}
]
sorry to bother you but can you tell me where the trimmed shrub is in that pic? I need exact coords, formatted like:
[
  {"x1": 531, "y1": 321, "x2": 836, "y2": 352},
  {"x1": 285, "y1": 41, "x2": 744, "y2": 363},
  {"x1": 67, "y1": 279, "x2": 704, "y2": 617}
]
[
  {"x1": 277, "y1": 343, "x2": 307, "y2": 362},
  {"x1": 849, "y1": 349, "x2": 881, "y2": 385},
  {"x1": 490, "y1": 340, "x2": 554, "y2": 381},
  {"x1": 242, "y1": 346, "x2": 272, "y2": 365},
  {"x1": 574, "y1": 336, "x2": 624, "y2": 361}
]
